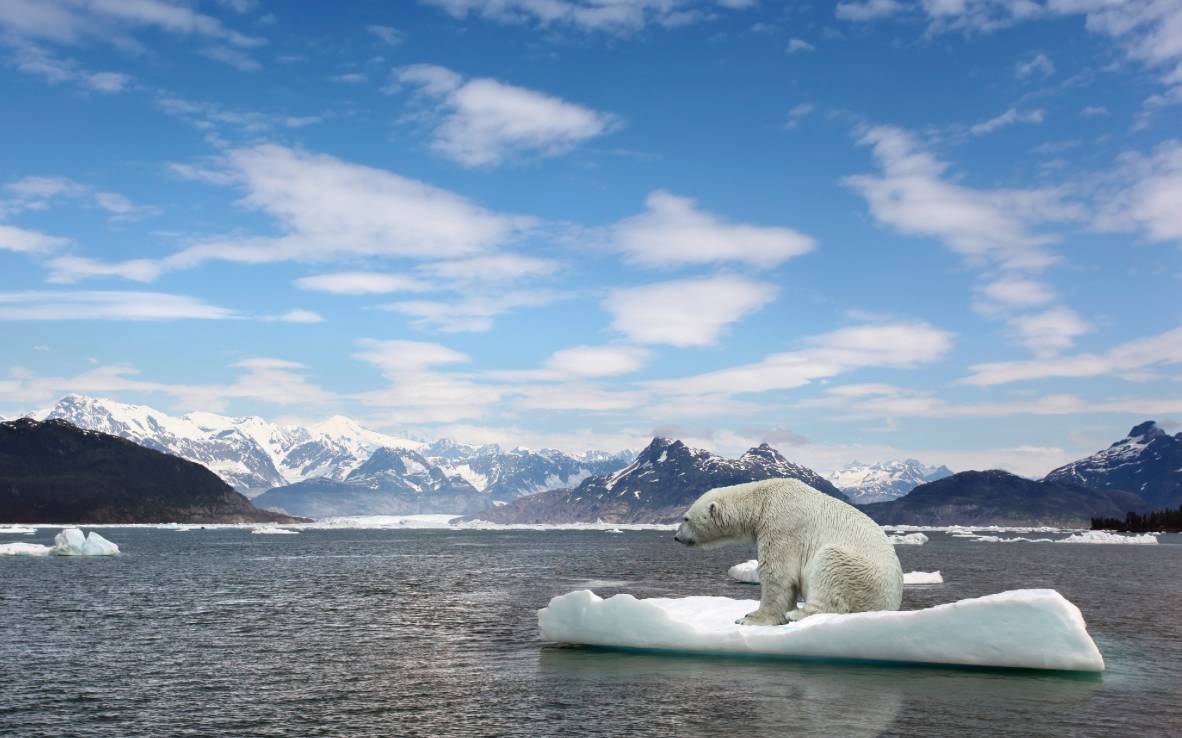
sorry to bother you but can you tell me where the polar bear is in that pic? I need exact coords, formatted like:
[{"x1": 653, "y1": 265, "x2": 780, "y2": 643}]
[{"x1": 674, "y1": 478, "x2": 903, "y2": 625}]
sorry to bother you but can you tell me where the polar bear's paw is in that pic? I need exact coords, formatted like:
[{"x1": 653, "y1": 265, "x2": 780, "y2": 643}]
[{"x1": 735, "y1": 610, "x2": 788, "y2": 626}]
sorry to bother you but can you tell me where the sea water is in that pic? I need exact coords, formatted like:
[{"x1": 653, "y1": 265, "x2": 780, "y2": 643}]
[{"x1": 1, "y1": 528, "x2": 1179, "y2": 737}]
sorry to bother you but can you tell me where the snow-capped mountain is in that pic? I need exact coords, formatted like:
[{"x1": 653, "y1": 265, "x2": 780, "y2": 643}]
[
  {"x1": 37, "y1": 395, "x2": 419, "y2": 495},
  {"x1": 423, "y1": 440, "x2": 632, "y2": 502},
  {"x1": 828, "y1": 459, "x2": 953, "y2": 505},
  {"x1": 253, "y1": 447, "x2": 486, "y2": 518},
  {"x1": 474, "y1": 438, "x2": 848, "y2": 524},
  {"x1": 1045, "y1": 421, "x2": 1182, "y2": 509}
]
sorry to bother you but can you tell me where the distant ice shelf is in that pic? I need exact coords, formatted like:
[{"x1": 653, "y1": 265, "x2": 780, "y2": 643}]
[
  {"x1": 727, "y1": 560, "x2": 943, "y2": 586},
  {"x1": 251, "y1": 527, "x2": 298, "y2": 535},
  {"x1": 538, "y1": 588, "x2": 1103, "y2": 672},
  {"x1": 0, "y1": 526, "x2": 36, "y2": 535}
]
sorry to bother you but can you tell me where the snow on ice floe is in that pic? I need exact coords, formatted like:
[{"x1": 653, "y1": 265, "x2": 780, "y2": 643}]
[
  {"x1": 1058, "y1": 530, "x2": 1158, "y2": 545},
  {"x1": 250, "y1": 527, "x2": 298, "y2": 535},
  {"x1": 0, "y1": 526, "x2": 36, "y2": 535},
  {"x1": 0, "y1": 528, "x2": 119, "y2": 556},
  {"x1": 888, "y1": 532, "x2": 928, "y2": 545},
  {"x1": 538, "y1": 589, "x2": 1103, "y2": 672},
  {"x1": 727, "y1": 560, "x2": 943, "y2": 586}
]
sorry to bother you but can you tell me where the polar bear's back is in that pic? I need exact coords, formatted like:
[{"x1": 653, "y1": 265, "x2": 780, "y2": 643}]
[{"x1": 738, "y1": 477, "x2": 899, "y2": 561}]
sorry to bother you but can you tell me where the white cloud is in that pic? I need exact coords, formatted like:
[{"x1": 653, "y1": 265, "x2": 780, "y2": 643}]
[
  {"x1": 367, "y1": 24, "x2": 403, "y2": 45},
  {"x1": 383, "y1": 290, "x2": 559, "y2": 332},
  {"x1": 612, "y1": 190, "x2": 815, "y2": 268},
  {"x1": 1015, "y1": 51, "x2": 1054, "y2": 79},
  {"x1": 266, "y1": 309, "x2": 324, "y2": 324},
  {"x1": 843, "y1": 125, "x2": 1080, "y2": 270},
  {"x1": 977, "y1": 276, "x2": 1057, "y2": 310},
  {"x1": 419, "y1": 0, "x2": 756, "y2": 34},
  {"x1": 199, "y1": 45, "x2": 261, "y2": 72},
  {"x1": 785, "y1": 102, "x2": 816, "y2": 129},
  {"x1": 544, "y1": 345, "x2": 649, "y2": 377},
  {"x1": 3, "y1": 39, "x2": 130, "y2": 92},
  {"x1": 962, "y1": 324, "x2": 1182, "y2": 386},
  {"x1": 836, "y1": 0, "x2": 905, "y2": 22},
  {"x1": 651, "y1": 321, "x2": 953, "y2": 395},
  {"x1": 60, "y1": 144, "x2": 532, "y2": 282},
  {"x1": 605, "y1": 275, "x2": 777, "y2": 347},
  {"x1": 1007, "y1": 305, "x2": 1093, "y2": 357},
  {"x1": 0, "y1": 0, "x2": 264, "y2": 50},
  {"x1": 393, "y1": 63, "x2": 618, "y2": 166},
  {"x1": 0, "y1": 224, "x2": 68, "y2": 253},
  {"x1": 969, "y1": 107, "x2": 1045, "y2": 136},
  {"x1": 0, "y1": 291, "x2": 238, "y2": 321},
  {"x1": 46, "y1": 256, "x2": 164, "y2": 284},
  {"x1": 353, "y1": 338, "x2": 470, "y2": 373},
  {"x1": 294, "y1": 272, "x2": 430, "y2": 295},
  {"x1": 787, "y1": 38, "x2": 815, "y2": 53},
  {"x1": 2, "y1": 175, "x2": 155, "y2": 221},
  {"x1": 418, "y1": 253, "x2": 558, "y2": 283},
  {"x1": 1095, "y1": 140, "x2": 1182, "y2": 243},
  {"x1": 1081, "y1": 105, "x2": 1109, "y2": 117}
]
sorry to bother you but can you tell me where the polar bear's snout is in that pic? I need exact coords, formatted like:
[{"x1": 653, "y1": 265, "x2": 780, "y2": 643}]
[{"x1": 673, "y1": 519, "x2": 695, "y2": 546}]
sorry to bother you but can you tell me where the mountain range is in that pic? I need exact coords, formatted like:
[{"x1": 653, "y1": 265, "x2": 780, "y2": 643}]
[
  {"x1": 1044, "y1": 421, "x2": 1182, "y2": 510},
  {"x1": 472, "y1": 438, "x2": 848, "y2": 524},
  {"x1": 827, "y1": 459, "x2": 953, "y2": 504},
  {"x1": 0, "y1": 418, "x2": 302, "y2": 524},
  {"x1": 34, "y1": 395, "x2": 631, "y2": 504},
  {"x1": 860, "y1": 469, "x2": 1149, "y2": 527}
]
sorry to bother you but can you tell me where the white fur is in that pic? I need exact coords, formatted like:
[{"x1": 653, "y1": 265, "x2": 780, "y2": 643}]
[{"x1": 675, "y1": 478, "x2": 903, "y2": 625}]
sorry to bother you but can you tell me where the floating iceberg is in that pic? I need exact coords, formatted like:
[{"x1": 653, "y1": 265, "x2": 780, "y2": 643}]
[
  {"x1": 969, "y1": 535, "x2": 1056, "y2": 543},
  {"x1": 539, "y1": 588, "x2": 1103, "y2": 672},
  {"x1": 1058, "y1": 530, "x2": 1158, "y2": 545},
  {"x1": 888, "y1": 532, "x2": 928, "y2": 545},
  {"x1": 728, "y1": 560, "x2": 943, "y2": 586},
  {"x1": 903, "y1": 570, "x2": 943, "y2": 585},
  {"x1": 251, "y1": 527, "x2": 298, "y2": 535},
  {"x1": 604, "y1": 528, "x2": 624, "y2": 534},
  {"x1": 0, "y1": 541, "x2": 53, "y2": 556},
  {"x1": 0, "y1": 526, "x2": 36, "y2": 535},
  {"x1": 0, "y1": 528, "x2": 119, "y2": 556},
  {"x1": 51, "y1": 528, "x2": 120, "y2": 555},
  {"x1": 727, "y1": 559, "x2": 760, "y2": 583}
]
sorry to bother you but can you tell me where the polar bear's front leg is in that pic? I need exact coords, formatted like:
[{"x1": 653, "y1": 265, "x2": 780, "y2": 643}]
[{"x1": 736, "y1": 557, "x2": 798, "y2": 625}]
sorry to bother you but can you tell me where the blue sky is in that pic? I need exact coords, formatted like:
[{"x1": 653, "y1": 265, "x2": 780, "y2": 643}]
[{"x1": 1, "y1": 0, "x2": 1180, "y2": 476}]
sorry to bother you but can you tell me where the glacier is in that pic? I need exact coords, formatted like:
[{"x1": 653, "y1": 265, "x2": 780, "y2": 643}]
[
  {"x1": 538, "y1": 588, "x2": 1104, "y2": 672},
  {"x1": 0, "y1": 528, "x2": 119, "y2": 556},
  {"x1": 727, "y1": 560, "x2": 942, "y2": 586}
]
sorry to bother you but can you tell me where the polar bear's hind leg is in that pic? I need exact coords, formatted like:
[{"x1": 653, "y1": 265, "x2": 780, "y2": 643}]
[{"x1": 794, "y1": 545, "x2": 894, "y2": 620}]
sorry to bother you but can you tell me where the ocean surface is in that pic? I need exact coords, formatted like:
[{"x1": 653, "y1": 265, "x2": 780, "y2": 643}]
[{"x1": 2, "y1": 527, "x2": 1180, "y2": 738}]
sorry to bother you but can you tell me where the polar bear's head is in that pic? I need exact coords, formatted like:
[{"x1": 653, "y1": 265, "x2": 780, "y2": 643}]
[{"x1": 673, "y1": 485, "x2": 755, "y2": 549}]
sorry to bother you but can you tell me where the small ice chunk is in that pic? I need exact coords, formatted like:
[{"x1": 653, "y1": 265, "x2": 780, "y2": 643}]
[
  {"x1": 604, "y1": 528, "x2": 624, "y2": 534},
  {"x1": 1058, "y1": 530, "x2": 1158, "y2": 545},
  {"x1": 0, "y1": 526, "x2": 36, "y2": 535},
  {"x1": 0, "y1": 542, "x2": 53, "y2": 556},
  {"x1": 727, "y1": 559, "x2": 760, "y2": 583},
  {"x1": 888, "y1": 532, "x2": 928, "y2": 545},
  {"x1": 538, "y1": 589, "x2": 1104, "y2": 672},
  {"x1": 729, "y1": 562, "x2": 943, "y2": 586},
  {"x1": 51, "y1": 528, "x2": 120, "y2": 556},
  {"x1": 251, "y1": 527, "x2": 298, "y2": 535},
  {"x1": 903, "y1": 571, "x2": 943, "y2": 585},
  {"x1": 970, "y1": 535, "x2": 1055, "y2": 543}
]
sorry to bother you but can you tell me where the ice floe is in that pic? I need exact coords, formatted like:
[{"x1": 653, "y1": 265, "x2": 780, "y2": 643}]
[
  {"x1": 0, "y1": 526, "x2": 36, "y2": 535},
  {"x1": 903, "y1": 570, "x2": 943, "y2": 585},
  {"x1": 1058, "y1": 530, "x2": 1158, "y2": 545},
  {"x1": 251, "y1": 527, "x2": 298, "y2": 535},
  {"x1": 888, "y1": 532, "x2": 928, "y2": 545},
  {"x1": 538, "y1": 588, "x2": 1103, "y2": 672},
  {"x1": 0, "y1": 528, "x2": 119, "y2": 556},
  {"x1": 727, "y1": 560, "x2": 943, "y2": 586}
]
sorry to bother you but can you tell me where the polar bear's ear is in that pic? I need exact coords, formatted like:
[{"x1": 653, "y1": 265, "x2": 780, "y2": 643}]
[{"x1": 709, "y1": 502, "x2": 719, "y2": 521}]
